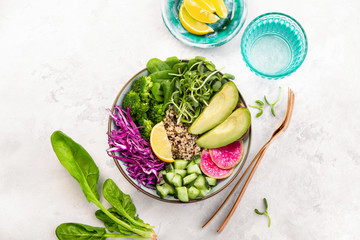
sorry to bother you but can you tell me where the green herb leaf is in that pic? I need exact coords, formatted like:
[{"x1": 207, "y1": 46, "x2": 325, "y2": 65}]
[
  {"x1": 249, "y1": 100, "x2": 264, "y2": 118},
  {"x1": 264, "y1": 87, "x2": 282, "y2": 117},
  {"x1": 254, "y1": 198, "x2": 271, "y2": 228},
  {"x1": 223, "y1": 73, "x2": 235, "y2": 80}
]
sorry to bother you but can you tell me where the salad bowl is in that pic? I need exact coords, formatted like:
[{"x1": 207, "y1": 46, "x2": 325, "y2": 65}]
[{"x1": 108, "y1": 67, "x2": 252, "y2": 203}]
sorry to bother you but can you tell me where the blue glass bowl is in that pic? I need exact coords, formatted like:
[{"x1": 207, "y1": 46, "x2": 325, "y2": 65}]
[
  {"x1": 161, "y1": 0, "x2": 247, "y2": 48},
  {"x1": 241, "y1": 12, "x2": 308, "y2": 79}
]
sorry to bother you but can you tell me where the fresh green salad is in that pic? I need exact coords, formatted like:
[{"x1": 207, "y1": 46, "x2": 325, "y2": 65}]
[{"x1": 108, "y1": 56, "x2": 251, "y2": 203}]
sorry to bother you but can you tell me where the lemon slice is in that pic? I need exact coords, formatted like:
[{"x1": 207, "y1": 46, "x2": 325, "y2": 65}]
[
  {"x1": 179, "y1": 4, "x2": 214, "y2": 35},
  {"x1": 196, "y1": 0, "x2": 216, "y2": 13},
  {"x1": 150, "y1": 122, "x2": 174, "y2": 163},
  {"x1": 210, "y1": 0, "x2": 228, "y2": 18},
  {"x1": 184, "y1": 0, "x2": 220, "y2": 24}
]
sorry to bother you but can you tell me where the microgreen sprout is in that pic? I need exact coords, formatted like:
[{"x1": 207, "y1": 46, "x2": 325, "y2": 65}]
[
  {"x1": 264, "y1": 86, "x2": 282, "y2": 117},
  {"x1": 254, "y1": 198, "x2": 271, "y2": 227},
  {"x1": 168, "y1": 57, "x2": 232, "y2": 124},
  {"x1": 249, "y1": 100, "x2": 264, "y2": 118}
]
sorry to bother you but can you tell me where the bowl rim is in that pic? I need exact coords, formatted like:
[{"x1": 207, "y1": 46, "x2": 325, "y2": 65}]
[
  {"x1": 108, "y1": 66, "x2": 252, "y2": 204},
  {"x1": 240, "y1": 12, "x2": 308, "y2": 79},
  {"x1": 161, "y1": 0, "x2": 248, "y2": 48}
]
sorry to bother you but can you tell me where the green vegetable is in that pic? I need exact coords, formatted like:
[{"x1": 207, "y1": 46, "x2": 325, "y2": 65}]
[
  {"x1": 55, "y1": 223, "x2": 145, "y2": 240},
  {"x1": 149, "y1": 70, "x2": 177, "y2": 81},
  {"x1": 264, "y1": 86, "x2": 282, "y2": 117},
  {"x1": 254, "y1": 198, "x2": 271, "y2": 228},
  {"x1": 123, "y1": 90, "x2": 149, "y2": 121},
  {"x1": 161, "y1": 80, "x2": 174, "y2": 106},
  {"x1": 249, "y1": 100, "x2": 264, "y2": 118},
  {"x1": 148, "y1": 102, "x2": 165, "y2": 124},
  {"x1": 146, "y1": 58, "x2": 170, "y2": 74},
  {"x1": 168, "y1": 56, "x2": 232, "y2": 124},
  {"x1": 222, "y1": 73, "x2": 235, "y2": 80},
  {"x1": 132, "y1": 76, "x2": 153, "y2": 103},
  {"x1": 150, "y1": 82, "x2": 164, "y2": 102},
  {"x1": 165, "y1": 56, "x2": 180, "y2": 68},
  {"x1": 51, "y1": 130, "x2": 100, "y2": 203},
  {"x1": 51, "y1": 131, "x2": 156, "y2": 239},
  {"x1": 102, "y1": 179, "x2": 153, "y2": 230},
  {"x1": 137, "y1": 118, "x2": 154, "y2": 141}
]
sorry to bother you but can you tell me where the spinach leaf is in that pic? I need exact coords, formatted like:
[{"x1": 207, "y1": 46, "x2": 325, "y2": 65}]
[
  {"x1": 146, "y1": 58, "x2": 170, "y2": 74},
  {"x1": 102, "y1": 179, "x2": 153, "y2": 230},
  {"x1": 95, "y1": 209, "x2": 120, "y2": 233},
  {"x1": 96, "y1": 208, "x2": 145, "y2": 235},
  {"x1": 149, "y1": 70, "x2": 177, "y2": 81},
  {"x1": 51, "y1": 131, "x2": 156, "y2": 239},
  {"x1": 56, "y1": 223, "x2": 146, "y2": 240},
  {"x1": 56, "y1": 223, "x2": 107, "y2": 240},
  {"x1": 51, "y1": 131, "x2": 100, "y2": 203},
  {"x1": 165, "y1": 56, "x2": 180, "y2": 68}
]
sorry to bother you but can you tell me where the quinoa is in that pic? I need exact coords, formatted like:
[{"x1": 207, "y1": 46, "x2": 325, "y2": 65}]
[{"x1": 163, "y1": 107, "x2": 202, "y2": 160}]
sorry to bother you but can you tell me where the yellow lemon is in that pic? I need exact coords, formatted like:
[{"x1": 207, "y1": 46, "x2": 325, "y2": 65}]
[
  {"x1": 150, "y1": 122, "x2": 174, "y2": 163},
  {"x1": 196, "y1": 0, "x2": 216, "y2": 13},
  {"x1": 179, "y1": 4, "x2": 214, "y2": 35},
  {"x1": 210, "y1": 0, "x2": 228, "y2": 19},
  {"x1": 184, "y1": 0, "x2": 220, "y2": 23}
]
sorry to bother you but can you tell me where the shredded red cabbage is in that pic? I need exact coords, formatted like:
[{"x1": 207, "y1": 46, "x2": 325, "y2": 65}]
[{"x1": 107, "y1": 105, "x2": 166, "y2": 189}]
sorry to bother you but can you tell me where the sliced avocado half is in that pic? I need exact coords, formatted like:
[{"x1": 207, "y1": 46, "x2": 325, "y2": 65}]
[
  {"x1": 196, "y1": 108, "x2": 251, "y2": 149},
  {"x1": 188, "y1": 81, "x2": 239, "y2": 135}
]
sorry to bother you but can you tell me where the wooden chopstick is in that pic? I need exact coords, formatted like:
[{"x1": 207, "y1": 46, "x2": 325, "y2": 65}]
[
  {"x1": 202, "y1": 145, "x2": 268, "y2": 228},
  {"x1": 217, "y1": 145, "x2": 269, "y2": 232}
]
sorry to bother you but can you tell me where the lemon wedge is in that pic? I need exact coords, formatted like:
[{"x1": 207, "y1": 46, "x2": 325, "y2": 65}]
[
  {"x1": 150, "y1": 122, "x2": 174, "y2": 163},
  {"x1": 179, "y1": 4, "x2": 214, "y2": 36},
  {"x1": 196, "y1": 0, "x2": 216, "y2": 13},
  {"x1": 210, "y1": 0, "x2": 228, "y2": 19},
  {"x1": 184, "y1": 0, "x2": 220, "y2": 24}
]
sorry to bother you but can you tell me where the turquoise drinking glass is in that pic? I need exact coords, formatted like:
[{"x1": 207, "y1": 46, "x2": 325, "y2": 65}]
[{"x1": 241, "y1": 12, "x2": 308, "y2": 79}]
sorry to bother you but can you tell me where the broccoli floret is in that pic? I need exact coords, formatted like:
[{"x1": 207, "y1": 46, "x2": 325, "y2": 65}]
[
  {"x1": 123, "y1": 90, "x2": 149, "y2": 119},
  {"x1": 137, "y1": 118, "x2": 154, "y2": 140},
  {"x1": 148, "y1": 103, "x2": 166, "y2": 124},
  {"x1": 132, "y1": 76, "x2": 153, "y2": 102}
]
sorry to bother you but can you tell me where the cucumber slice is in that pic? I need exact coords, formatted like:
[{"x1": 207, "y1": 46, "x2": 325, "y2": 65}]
[
  {"x1": 186, "y1": 160, "x2": 196, "y2": 169},
  {"x1": 183, "y1": 173, "x2": 198, "y2": 185},
  {"x1": 187, "y1": 164, "x2": 202, "y2": 175},
  {"x1": 156, "y1": 184, "x2": 169, "y2": 199},
  {"x1": 172, "y1": 174, "x2": 183, "y2": 187},
  {"x1": 176, "y1": 187, "x2": 189, "y2": 202},
  {"x1": 158, "y1": 177, "x2": 165, "y2": 185},
  {"x1": 188, "y1": 186, "x2": 200, "y2": 200},
  {"x1": 205, "y1": 177, "x2": 217, "y2": 187},
  {"x1": 165, "y1": 163, "x2": 174, "y2": 172},
  {"x1": 193, "y1": 175, "x2": 209, "y2": 190},
  {"x1": 174, "y1": 169, "x2": 187, "y2": 178},
  {"x1": 199, "y1": 188, "x2": 210, "y2": 197},
  {"x1": 194, "y1": 157, "x2": 201, "y2": 165},
  {"x1": 165, "y1": 171, "x2": 176, "y2": 184},
  {"x1": 174, "y1": 160, "x2": 188, "y2": 170},
  {"x1": 164, "y1": 183, "x2": 175, "y2": 195}
]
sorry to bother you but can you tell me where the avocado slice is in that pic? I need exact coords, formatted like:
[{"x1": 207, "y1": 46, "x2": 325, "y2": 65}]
[
  {"x1": 196, "y1": 108, "x2": 251, "y2": 149},
  {"x1": 188, "y1": 81, "x2": 239, "y2": 134}
]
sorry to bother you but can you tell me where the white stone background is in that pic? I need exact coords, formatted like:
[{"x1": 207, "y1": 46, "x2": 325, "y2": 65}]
[{"x1": 0, "y1": 0, "x2": 359, "y2": 239}]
